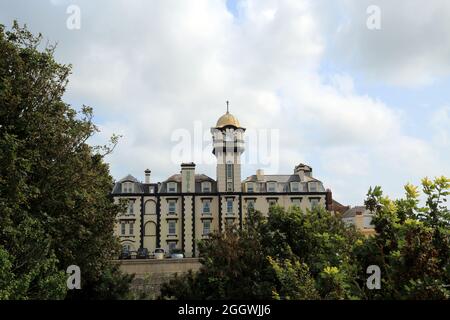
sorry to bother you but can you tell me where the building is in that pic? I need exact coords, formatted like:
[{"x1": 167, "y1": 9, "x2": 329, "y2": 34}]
[
  {"x1": 111, "y1": 110, "x2": 336, "y2": 257},
  {"x1": 342, "y1": 206, "x2": 376, "y2": 236}
]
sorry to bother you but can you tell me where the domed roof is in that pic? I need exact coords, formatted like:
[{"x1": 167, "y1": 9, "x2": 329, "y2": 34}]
[{"x1": 216, "y1": 111, "x2": 241, "y2": 128}]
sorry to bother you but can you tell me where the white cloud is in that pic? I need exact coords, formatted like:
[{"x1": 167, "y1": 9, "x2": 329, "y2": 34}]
[
  {"x1": 323, "y1": 0, "x2": 450, "y2": 86},
  {"x1": 1, "y1": 0, "x2": 448, "y2": 205},
  {"x1": 430, "y1": 106, "x2": 450, "y2": 146}
]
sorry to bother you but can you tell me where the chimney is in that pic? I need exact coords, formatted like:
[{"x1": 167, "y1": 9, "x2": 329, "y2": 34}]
[
  {"x1": 355, "y1": 211, "x2": 364, "y2": 230},
  {"x1": 256, "y1": 169, "x2": 264, "y2": 181},
  {"x1": 144, "y1": 169, "x2": 151, "y2": 184},
  {"x1": 294, "y1": 163, "x2": 312, "y2": 181},
  {"x1": 181, "y1": 162, "x2": 196, "y2": 193},
  {"x1": 326, "y1": 189, "x2": 333, "y2": 211}
]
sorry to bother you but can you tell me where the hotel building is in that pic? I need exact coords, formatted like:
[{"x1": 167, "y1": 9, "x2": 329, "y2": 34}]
[{"x1": 111, "y1": 110, "x2": 335, "y2": 257}]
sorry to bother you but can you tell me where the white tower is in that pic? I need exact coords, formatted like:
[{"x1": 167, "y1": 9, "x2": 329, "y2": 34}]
[{"x1": 211, "y1": 102, "x2": 245, "y2": 192}]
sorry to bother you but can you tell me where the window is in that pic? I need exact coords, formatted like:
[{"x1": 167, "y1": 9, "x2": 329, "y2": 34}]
[
  {"x1": 202, "y1": 200, "x2": 211, "y2": 214},
  {"x1": 203, "y1": 220, "x2": 211, "y2": 235},
  {"x1": 123, "y1": 244, "x2": 131, "y2": 251},
  {"x1": 247, "y1": 183, "x2": 254, "y2": 193},
  {"x1": 122, "y1": 182, "x2": 134, "y2": 193},
  {"x1": 226, "y1": 199, "x2": 233, "y2": 214},
  {"x1": 309, "y1": 182, "x2": 317, "y2": 192},
  {"x1": 167, "y1": 182, "x2": 177, "y2": 193},
  {"x1": 226, "y1": 164, "x2": 233, "y2": 179},
  {"x1": 202, "y1": 182, "x2": 211, "y2": 192},
  {"x1": 227, "y1": 182, "x2": 233, "y2": 192},
  {"x1": 168, "y1": 241, "x2": 177, "y2": 252},
  {"x1": 247, "y1": 200, "x2": 255, "y2": 212},
  {"x1": 129, "y1": 222, "x2": 134, "y2": 235},
  {"x1": 168, "y1": 201, "x2": 176, "y2": 214},
  {"x1": 121, "y1": 223, "x2": 126, "y2": 235},
  {"x1": 267, "y1": 182, "x2": 276, "y2": 192},
  {"x1": 127, "y1": 200, "x2": 135, "y2": 215},
  {"x1": 363, "y1": 216, "x2": 373, "y2": 229},
  {"x1": 310, "y1": 198, "x2": 319, "y2": 208},
  {"x1": 290, "y1": 182, "x2": 300, "y2": 192},
  {"x1": 168, "y1": 221, "x2": 176, "y2": 235},
  {"x1": 291, "y1": 198, "x2": 301, "y2": 207}
]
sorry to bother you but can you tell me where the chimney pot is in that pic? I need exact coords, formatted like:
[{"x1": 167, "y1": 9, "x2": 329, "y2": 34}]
[{"x1": 144, "y1": 169, "x2": 151, "y2": 184}]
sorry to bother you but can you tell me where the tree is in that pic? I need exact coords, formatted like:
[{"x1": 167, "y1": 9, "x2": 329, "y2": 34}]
[
  {"x1": 0, "y1": 22, "x2": 131, "y2": 299},
  {"x1": 355, "y1": 176, "x2": 450, "y2": 299},
  {"x1": 160, "y1": 211, "x2": 276, "y2": 300},
  {"x1": 160, "y1": 206, "x2": 361, "y2": 300},
  {"x1": 160, "y1": 177, "x2": 449, "y2": 300}
]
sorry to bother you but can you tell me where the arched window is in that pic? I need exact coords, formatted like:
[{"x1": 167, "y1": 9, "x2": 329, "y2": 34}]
[{"x1": 145, "y1": 200, "x2": 156, "y2": 215}]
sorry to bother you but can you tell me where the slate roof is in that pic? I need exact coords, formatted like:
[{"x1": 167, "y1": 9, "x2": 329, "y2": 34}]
[
  {"x1": 342, "y1": 206, "x2": 372, "y2": 219},
  {"x1": 243, "y1": 174, "x2": 320, "y2": 183}
]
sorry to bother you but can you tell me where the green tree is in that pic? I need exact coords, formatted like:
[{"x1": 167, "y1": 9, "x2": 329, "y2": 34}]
[
  {"x1": 160, "y1": 206, "x2": 361, "y2": 300},
  {"x1": 160, "y1": 211, "x2": 276, "y2": 299},
  {"x1": 261, "y1": 205, "x2": 362, "y2": 299},
  {"x1": 0, "y1": 22, "x2": 131, "y2": 299},
  {"x1": 160, "y1": 177, "x2": 449, "y2": 300},
  {"x1": 355, "y1": 176, "x2": 450, "y2": 299}
]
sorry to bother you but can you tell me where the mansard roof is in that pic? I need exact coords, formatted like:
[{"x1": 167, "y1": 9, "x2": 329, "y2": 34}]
[
  {"x1": 164, "y1": 173, "x2": 215, "y2": 183},
  {"x1": 242, "y1": 174, "x2": 321, "y2": 183},
  {"x1": 342, "y1": 206, "x2": 372, "y2": 219},
  {"x1": 118, "y1": 174, "x2": 139, "y2": 183}
]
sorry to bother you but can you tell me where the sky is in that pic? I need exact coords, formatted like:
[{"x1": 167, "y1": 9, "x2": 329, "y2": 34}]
[{"x1": 1, "y1": 0, "x2": 449, "y2": 205}]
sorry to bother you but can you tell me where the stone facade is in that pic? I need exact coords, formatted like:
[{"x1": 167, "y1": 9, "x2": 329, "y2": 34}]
[{"x1": 111, "y1": 111, "x2": 333, "y2": 257}]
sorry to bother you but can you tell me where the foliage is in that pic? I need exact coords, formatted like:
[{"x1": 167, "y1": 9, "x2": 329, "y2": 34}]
[
  {"x1": 161, "y1": 177, "x2": 449, "y2": 300},
  {"x1": 160, "y1": 206, "x2": 362, "y2": 300},
  {"x1": 268, "y1": 257, "x2": 319, "y2": 300},
  {"x1": 355, "y1": 176, "x2": 450, "y2": 299},
  {"x1": 0, "y1": 22, "x2": 130, "y2": 299}
]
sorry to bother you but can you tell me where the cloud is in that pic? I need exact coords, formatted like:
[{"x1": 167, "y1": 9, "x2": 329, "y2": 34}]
[
  {"x1": 0, "y1": 0, "x2": 448, "y2": 206},
  {"x1": 430, "y1": 106, "x2": 450, "y2": 146},
  {"x1": 322, "y1": 0, "x2": 450, "y2": 86}
]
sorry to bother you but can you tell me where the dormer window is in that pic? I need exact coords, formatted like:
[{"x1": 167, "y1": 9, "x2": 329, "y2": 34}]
[
  {"x1": 290, "y1": 182, "x2": 300, "y2": 192},
  {"x1": 309, "y1": 182, "x2": 317, "y2": 192},
  {"x1": 267, "y1": 182, "x2": 276, "y2": 192},
  {"x1": 122, "y1": 182, "x2": 134, "y2": 193},
  {"x1": 167, "y1": 182, "x2": 177, "y2": 193},
  {"x1": 202, "y1": 182, "x2": 211, "y2": 192},
  {"x1": 247, "y1": 182, "x2": 254, "y2": 193}
]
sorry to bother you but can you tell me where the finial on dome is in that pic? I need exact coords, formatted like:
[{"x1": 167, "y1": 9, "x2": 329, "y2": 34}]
[{"x1": 226, "y1": 100, "x2": 229, "y2": 113}]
